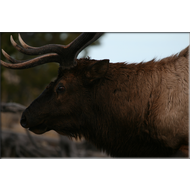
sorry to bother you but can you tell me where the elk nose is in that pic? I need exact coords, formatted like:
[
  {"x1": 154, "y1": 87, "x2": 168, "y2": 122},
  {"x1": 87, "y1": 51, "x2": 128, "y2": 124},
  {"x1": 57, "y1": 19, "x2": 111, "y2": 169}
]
[{"x1": 20, "y1": 114, "x2": 27, "y2": 128}]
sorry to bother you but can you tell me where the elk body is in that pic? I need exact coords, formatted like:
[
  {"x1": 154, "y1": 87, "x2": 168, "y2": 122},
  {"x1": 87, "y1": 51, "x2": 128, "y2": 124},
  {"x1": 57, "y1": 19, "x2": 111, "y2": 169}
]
[{"x1": 1, "y1": 33, "x2": 189, "y2": 157}]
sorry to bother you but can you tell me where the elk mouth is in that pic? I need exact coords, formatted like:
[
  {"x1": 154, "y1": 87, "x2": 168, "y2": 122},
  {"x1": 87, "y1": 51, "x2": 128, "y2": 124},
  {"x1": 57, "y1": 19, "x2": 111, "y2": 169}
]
[
  {"x1": 28, "y1": 123, "x2": 50, "y2": 134},
  {"x1": 21, "y1": 120, "x2": 49, "y2": 134},
  {"x1": 28, "y1": 122, "x2": 51, "y2": 134}
]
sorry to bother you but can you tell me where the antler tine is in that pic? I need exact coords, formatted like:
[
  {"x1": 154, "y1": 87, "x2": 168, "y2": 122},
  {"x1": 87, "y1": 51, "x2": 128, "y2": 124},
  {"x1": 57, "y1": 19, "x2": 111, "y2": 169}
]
[
  {"x1": 68, "y1": 33, "x2": 103, "y2": 57},
  {"x1": 18, "y1": 33, "x2": 32, "y2": 49},
  {"x1": 2, "y1": 49, "x2": 21, "y2": 63},
  {"x1": 69, "y1": 33, "x2": 104, "y2": 54},
  {"x1": 0, "y1": 53, "x2": 61, "y2": 69},
  {"x1": 11, "y1": 34, "x2": 65, "y2": 56}
]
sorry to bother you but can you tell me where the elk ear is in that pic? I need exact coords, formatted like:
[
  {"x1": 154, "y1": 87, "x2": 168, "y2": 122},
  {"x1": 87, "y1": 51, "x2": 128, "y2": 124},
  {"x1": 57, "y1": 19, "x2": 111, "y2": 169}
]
[{"x1": 85, "y1": 59, "x2": 109, "y2": 83}]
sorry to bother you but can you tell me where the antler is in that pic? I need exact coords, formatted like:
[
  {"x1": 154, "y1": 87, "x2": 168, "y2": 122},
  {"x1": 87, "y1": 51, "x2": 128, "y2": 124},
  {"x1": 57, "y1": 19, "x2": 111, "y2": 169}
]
[{"x1": 0, "y1": 33, "x2": 103, "y2": 69}]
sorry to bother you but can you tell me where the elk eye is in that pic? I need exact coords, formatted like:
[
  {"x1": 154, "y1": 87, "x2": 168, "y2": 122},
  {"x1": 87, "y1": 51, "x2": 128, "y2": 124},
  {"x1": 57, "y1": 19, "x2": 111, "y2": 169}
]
[{"x1": 56, "y1": 86, "x2": 65, "y2": 93}]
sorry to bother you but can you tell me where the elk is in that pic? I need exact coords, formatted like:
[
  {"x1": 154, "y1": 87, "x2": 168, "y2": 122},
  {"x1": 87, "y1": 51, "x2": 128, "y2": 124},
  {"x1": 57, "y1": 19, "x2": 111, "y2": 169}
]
[{"x1": 1, "y1": 33, "x2": 189, "y2": 157}]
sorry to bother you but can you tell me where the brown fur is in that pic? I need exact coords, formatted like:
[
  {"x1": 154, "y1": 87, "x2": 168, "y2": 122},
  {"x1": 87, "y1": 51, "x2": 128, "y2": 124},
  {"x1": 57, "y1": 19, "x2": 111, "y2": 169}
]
[{"x1": 20, "y1": 46, "x2": 189, "y2": 157}]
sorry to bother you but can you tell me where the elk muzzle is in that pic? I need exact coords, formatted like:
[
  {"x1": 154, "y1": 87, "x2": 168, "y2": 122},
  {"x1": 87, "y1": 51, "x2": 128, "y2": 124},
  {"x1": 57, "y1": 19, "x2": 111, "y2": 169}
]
[{"x1": 20, "y1": 109, "x2": 49, "y2": 134}]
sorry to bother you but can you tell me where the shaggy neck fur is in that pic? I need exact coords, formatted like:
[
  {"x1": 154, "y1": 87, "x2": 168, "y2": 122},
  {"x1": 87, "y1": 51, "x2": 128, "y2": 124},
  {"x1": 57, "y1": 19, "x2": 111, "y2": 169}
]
[{"x1": 79, "y1": 47, "x2": 189, "y2": 157}]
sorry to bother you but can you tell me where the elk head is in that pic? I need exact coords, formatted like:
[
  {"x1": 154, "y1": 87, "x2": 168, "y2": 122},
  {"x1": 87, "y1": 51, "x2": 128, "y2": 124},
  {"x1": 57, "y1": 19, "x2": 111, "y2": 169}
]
[{"x1": 1, "y1": 33, "x2": 109, "y2": 137}]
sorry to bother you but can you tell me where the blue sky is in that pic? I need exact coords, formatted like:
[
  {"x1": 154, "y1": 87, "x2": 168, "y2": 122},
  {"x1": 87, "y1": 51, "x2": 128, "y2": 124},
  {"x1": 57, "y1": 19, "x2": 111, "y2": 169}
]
[{"x1": 79, "y1": 33, "x2": 189, "y2": 64}]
